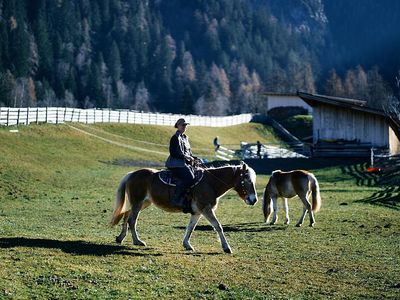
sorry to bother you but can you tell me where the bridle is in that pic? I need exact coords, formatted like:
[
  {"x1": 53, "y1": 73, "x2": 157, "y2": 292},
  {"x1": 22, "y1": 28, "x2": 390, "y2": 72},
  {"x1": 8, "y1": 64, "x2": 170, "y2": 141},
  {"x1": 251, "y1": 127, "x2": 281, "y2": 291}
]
[{"x1": 197, "y1": 160, "x2": 250, "y2": 196}]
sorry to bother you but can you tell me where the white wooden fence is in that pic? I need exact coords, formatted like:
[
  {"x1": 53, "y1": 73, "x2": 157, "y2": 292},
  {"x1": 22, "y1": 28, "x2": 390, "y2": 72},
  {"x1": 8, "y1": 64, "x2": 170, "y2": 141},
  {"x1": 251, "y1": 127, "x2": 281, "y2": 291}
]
[{"x1": 0, "y1": 107, "x2": 252, "y2": 127}]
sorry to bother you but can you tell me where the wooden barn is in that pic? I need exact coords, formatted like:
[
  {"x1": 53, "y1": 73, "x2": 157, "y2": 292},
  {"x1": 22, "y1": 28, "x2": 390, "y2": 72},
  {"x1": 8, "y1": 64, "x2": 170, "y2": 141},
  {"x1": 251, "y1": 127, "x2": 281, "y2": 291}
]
[
  {"x1": 297, "y1": 92, "x2": 400, "y2": 157},
  {"x1": 263, "y1": 92, "x2": 312, "y2": 113}
]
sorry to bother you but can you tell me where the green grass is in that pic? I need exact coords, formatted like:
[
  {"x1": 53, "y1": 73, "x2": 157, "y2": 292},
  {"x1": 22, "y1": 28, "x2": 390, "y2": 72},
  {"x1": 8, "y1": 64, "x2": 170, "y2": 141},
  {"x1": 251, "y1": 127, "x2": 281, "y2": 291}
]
[
  {"x1": 278, "y1": 115, "x2": 313, "y2": 140},
  {"x1": 0, "y1": 123, "x2": 399, "y2": 299}
]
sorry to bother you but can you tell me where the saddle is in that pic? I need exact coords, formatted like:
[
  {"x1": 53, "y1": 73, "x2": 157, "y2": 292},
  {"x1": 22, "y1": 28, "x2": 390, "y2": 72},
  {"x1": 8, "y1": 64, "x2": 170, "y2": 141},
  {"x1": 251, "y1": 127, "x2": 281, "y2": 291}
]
[{"x1": 158, "y1": 169, "x2": 204, "y2": 187}]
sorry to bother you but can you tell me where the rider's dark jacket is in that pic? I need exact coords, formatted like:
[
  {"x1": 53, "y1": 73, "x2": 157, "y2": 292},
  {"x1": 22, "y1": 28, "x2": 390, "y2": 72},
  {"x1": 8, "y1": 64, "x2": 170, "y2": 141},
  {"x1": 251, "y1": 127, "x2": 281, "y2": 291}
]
[{"x1": 165, "y1": 131, "x2": 193, "y2": 168}]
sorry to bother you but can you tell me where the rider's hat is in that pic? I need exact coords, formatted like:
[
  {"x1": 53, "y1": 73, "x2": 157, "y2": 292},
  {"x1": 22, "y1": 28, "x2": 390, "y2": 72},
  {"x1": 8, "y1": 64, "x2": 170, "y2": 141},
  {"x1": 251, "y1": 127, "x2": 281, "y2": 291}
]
[{"x1": 174, "y1": 118, "x2": 190, "y2": 128}]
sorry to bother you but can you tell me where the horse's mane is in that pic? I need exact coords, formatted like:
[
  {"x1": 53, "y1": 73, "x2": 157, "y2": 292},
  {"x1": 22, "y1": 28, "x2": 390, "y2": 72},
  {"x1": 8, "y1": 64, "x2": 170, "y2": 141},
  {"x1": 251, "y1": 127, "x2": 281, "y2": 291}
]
[{"x1": 202, "y1": 164, "x2": 240, "y2": 171}]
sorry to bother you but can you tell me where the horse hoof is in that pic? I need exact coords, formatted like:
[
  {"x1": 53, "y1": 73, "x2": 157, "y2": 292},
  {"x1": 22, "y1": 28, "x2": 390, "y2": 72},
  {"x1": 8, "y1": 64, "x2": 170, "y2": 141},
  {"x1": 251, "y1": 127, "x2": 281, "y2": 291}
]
[
  {"x1": 134, "y1": 240, "x2": 147, "y2": 246},
  {"x1": 295, "y1": 223, "x2": 302, "y2": 227},
  {"x1": 309, "y1": 223, "x2": 315, "y2": 227},
  {"x1": 115, "y1": 236, "x2": 124, "y2": 244},
  {"x1": 223, "y1": 247, "x2": 232, "y2": 254},
  {"x1": 183, "y1": 244, "x2": 194, "y2": 251}
]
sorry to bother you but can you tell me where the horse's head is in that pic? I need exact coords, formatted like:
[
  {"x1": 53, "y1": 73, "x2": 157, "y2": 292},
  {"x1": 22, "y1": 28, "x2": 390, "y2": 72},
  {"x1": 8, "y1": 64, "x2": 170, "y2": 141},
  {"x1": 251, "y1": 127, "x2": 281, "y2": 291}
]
[{"x1": 234, "y1": 162, "x2": 258, "y2": 206}]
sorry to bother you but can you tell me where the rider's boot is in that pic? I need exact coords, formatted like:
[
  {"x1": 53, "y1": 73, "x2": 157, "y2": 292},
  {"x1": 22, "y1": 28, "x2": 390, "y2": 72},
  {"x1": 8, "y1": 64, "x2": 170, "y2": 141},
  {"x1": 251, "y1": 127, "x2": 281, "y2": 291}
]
[
  {"x1": 171, "y1": 185, "x2": 185, "y2": 207},
  {"x1": 171, "y1": 185, "x2": 192, "y2": 214}
]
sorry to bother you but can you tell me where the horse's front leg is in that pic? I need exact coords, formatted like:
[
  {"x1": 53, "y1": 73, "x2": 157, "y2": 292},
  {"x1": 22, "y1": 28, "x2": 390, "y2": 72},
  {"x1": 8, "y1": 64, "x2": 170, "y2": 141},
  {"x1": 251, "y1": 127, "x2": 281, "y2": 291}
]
[
  {"x1": 116, "y1": 211, "x2": 130, "y2": 244},
  {"x1": 282, "y1": 198, "x2": 290, "y2": 225},
  {"x1": 270, "y1": 197, "x2": 279, "y2": 224},
  {"x1": 202, "y1": 208, "x2": 232, "y2": 254},
  {"x1": 182, "y1": 214, "x2": 202, "y2": 251}
]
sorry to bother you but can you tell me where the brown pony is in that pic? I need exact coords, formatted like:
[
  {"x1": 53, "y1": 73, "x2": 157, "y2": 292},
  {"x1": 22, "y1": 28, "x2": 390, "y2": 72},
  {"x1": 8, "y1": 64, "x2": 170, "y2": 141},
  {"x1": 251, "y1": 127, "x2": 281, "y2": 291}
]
[
  {"x1": 110, "y1": 162, "x2": 258, "y2": 253},
  {"x1": 263, "y1": 170, "x2": 321, "y2": 227}
]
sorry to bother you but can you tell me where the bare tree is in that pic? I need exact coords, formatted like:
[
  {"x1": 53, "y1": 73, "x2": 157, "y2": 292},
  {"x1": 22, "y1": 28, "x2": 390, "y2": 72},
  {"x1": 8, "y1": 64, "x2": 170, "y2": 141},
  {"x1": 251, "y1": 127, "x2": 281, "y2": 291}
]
[{"x1": 385, "y1": 72, "x2": 400, "y2": 139}]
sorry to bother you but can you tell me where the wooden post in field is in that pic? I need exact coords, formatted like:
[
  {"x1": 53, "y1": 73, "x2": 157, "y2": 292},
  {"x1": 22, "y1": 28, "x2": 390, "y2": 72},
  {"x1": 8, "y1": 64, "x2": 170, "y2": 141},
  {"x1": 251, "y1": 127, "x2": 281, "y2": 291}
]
[
  {"x1": 56, "y1": 107, "x2": 59, "y2": 124},
  {"x1": 26, "y1": 107, "x2": 29, "y2": 125},
  {"x1": 64, "y1": 107, "x2": 67, "y2": 123},
  {"x1": 6, "y1": 108, "x2": 10, "y2": 126},
  {"x1": 36, "y1": 107, "x2": 39, "y2": 124},
  {"x1": 94, "y1": 108, "x2": 96, "y2": 123},
  {"x1": 45, "y1": 107, "x2": 48, "y2": 123},
  {"x1": 78, "y1": 109, "x2": 81, "y2": 123},
  {"x1": 109, "y1": 109, "x2": 111, "y2": 123},
  {"x1": 118, "y1": 110, "x2": 121, "y2": 123},
  {"x1": 86, "y1": 109, "x2": 88, "y2": 124}
]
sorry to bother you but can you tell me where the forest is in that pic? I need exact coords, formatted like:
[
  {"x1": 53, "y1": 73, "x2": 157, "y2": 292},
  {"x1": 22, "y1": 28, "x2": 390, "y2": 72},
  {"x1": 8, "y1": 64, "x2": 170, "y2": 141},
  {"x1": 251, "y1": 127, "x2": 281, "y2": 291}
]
[{"x1": 0, "y1": 0, "x2": 399, "y2": 114}]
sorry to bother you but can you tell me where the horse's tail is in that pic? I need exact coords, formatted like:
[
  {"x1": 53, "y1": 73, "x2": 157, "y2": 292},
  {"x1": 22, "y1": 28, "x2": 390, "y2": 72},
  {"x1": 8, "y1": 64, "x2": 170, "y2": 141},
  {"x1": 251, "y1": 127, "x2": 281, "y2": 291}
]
[
  {"x1": 110, "y1": 172, "x2": 134, "y2": 226},
  {"x1": 308, "y1": 173, "x2": 321, "y2": 212},
  {"x1": 262, "y1": 186, "x2": 273, "y2": 222}
]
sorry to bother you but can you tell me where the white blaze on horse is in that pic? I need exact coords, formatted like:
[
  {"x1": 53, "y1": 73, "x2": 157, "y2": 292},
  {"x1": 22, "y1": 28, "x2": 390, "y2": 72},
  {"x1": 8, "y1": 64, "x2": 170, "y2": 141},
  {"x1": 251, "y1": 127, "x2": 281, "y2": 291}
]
[
  {"x1": 110, "y1": 162, "x2": 258, "y2": 253},
  {"x1": 263, "y1": 170, "x2": 321, "y2": 227}
]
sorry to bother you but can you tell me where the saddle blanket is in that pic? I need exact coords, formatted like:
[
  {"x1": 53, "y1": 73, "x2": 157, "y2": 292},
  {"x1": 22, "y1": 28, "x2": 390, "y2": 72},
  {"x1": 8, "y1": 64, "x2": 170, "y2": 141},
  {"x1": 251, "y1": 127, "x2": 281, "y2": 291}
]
[{"x1": 158, "y1": 169, "x2": 204, "y2": 187}]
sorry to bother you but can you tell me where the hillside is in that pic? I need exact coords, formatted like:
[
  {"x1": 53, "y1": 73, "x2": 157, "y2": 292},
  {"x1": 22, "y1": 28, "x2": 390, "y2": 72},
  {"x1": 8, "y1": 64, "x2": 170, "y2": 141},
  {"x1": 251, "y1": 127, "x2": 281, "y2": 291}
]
[{"x1": 0, "y1": 122, "x2": 281, "y2": 200}]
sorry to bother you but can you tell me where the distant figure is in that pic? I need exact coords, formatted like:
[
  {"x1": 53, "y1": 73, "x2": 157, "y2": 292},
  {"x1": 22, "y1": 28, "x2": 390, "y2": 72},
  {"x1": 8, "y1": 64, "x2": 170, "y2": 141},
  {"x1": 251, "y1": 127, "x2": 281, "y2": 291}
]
[
  {"x1": 213, "y1": 136, "x2": 220, "y2": 151},
  {"x1": 257, "y1": 141, "x2": 262, "y2": 159}
]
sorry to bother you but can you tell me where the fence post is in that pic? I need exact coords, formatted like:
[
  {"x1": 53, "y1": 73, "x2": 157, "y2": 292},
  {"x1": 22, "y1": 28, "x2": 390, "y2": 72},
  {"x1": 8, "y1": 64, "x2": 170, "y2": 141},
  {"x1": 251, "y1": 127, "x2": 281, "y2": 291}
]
[
  {"x1": 45, "y1": 107, "x2": 48, "y2": 123},
  {"x1": 26, "y1": 107, "x2": 29, "y2": 125},
  {"x1": 109, "y1": 109, "x2": 111, "y2": 123},
  {"x1": 86, "y1": 109, "x2": 88, "y2": 124},
  {"x1": 94, "y1": 108, "x2": 96, "y2": 123},
  {"x1": 78, "y1": 109, "x2": 81, "y2": 123},
  {"x1": 56, "y1": 107, "x2": 59, "y2": 124},
  {"x1": 118, "y1": 110, "x2": 121, "y2": 123},
  {"x1": 64, "y1": 107, "x2": 67, "y2": 123},
  {"x1": 17, "y1": 108, "x2": 20, "y2": 126},
  {"x1": 6, "y1": 108, "x2": 10, "y2": 126}
]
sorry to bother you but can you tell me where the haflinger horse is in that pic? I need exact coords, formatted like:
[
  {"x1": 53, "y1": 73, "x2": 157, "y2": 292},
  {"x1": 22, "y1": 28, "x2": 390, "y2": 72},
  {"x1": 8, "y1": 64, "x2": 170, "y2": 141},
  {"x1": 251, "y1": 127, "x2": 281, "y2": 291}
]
[
  {"x1": 263, "y1": 170, "x2": 321, "y2": 227},
  {"x1": 110, "y1": 161, "x2": 258, "y2": 253}
]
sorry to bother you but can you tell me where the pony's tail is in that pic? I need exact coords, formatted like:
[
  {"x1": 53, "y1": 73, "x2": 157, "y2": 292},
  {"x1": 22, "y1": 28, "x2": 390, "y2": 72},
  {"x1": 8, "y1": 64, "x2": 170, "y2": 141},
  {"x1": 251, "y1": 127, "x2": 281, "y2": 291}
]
[
  {"x1": 110, "y1": 173, "x2": 132, "y2": 226},
  {"x1": 308, "y1": 173, "x2": 321, "y2": 212},
  {"x1": 262, "y1": 188, "x2": 273, "y2": 223}
]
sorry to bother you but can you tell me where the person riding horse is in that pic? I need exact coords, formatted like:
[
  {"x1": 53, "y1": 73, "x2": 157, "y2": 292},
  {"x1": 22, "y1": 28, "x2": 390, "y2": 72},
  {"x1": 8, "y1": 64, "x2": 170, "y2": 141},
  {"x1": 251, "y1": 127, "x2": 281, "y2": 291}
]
[{"x1": 165, "y1": 118, "x2": 198, "y2": 209}]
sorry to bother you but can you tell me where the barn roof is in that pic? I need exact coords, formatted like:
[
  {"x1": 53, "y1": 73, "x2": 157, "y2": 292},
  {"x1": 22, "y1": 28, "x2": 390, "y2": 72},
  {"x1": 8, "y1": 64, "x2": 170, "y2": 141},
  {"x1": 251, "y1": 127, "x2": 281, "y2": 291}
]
[{"x1": 297, "y1": 92, "x2": 386, "y2": 117}]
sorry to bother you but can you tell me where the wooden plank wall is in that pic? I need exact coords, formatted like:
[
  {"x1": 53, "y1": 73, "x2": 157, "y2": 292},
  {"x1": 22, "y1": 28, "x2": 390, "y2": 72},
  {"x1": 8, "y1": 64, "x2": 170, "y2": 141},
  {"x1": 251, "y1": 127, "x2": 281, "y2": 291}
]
[{"x1": 313, "y1": 104, "x2": 389, "y2": 147}]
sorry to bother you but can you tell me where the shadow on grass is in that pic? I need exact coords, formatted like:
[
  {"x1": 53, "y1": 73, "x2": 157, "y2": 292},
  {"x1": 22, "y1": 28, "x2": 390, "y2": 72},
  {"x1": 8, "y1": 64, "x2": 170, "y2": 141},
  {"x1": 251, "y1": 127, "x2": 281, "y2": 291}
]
[
  {"x1": 341, "y1": 164, "x2": 399, "y2": 209},
  {"x1": 0, "y1": 237, "x2": 163, "y2": 257},
  {"x1": 340, "y1": 163, "x2": 379, "y2": 187},
  {"x1": 175, "y1": 222, "x2": 287, "y2": 233},
  {"x1": 355, "y1": 186, "x2": 400, "y2": 210}
]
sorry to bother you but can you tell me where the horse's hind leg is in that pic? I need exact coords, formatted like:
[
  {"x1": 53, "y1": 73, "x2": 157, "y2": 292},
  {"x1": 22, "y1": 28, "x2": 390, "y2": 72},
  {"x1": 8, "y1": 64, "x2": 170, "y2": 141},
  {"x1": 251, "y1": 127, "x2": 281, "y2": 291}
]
[
  {"x1": 128, "y1": 202, "x2": 146, "y2": 246},
  {"x1": 296, "y1": 193, "x2": 314, "y2": 227},
  {"x1": 115, "y1": 200, "x2": 152, "y2": 244},
  {"x1": 183, "y1": 214, "x2": 202, "y2": 251},
  {"x1": 202, "y1": 208, "x2": 232, "y2": 254},
  {"x1": 116, "y1": 211, "x2": 130, "y2": 244},
  {"x1": 282, "y1": 198, "x2": 290, "y2": 225}
]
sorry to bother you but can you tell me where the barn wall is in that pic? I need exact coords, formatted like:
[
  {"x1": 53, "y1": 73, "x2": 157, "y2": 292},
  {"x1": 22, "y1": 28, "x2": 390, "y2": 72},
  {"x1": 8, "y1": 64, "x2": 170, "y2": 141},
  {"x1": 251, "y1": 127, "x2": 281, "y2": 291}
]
[
  {"x1": 313, "y1": 104, "x2": 389, "y2": 146},
  {"x1": 389, "y1": 126, "x2": 400, "y2": 155},
  {"x1": 267, "y1": 95, "x2": 312, "y2": 113}
]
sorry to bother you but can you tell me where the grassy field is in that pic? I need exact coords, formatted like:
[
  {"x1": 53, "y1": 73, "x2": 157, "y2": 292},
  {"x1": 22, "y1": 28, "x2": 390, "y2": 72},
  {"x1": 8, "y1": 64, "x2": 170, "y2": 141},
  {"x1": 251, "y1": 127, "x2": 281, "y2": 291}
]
[{"x1": 0, "y1": 123, "x2": 399, "y2": 299}]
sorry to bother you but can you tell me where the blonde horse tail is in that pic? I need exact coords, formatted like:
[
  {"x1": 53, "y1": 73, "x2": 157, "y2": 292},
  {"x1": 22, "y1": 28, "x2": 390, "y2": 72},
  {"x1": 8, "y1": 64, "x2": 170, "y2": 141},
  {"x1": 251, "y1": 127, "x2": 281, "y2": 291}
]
[
  {"x1": 110, "y1": 173, "x2": 133, "y2": 226},
  {"x1": 308, "y1": 173, "x2": 321, "y2": 212},
  {"x1": 262, "y1": 187, "x2": 273, "y2": 222}
]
